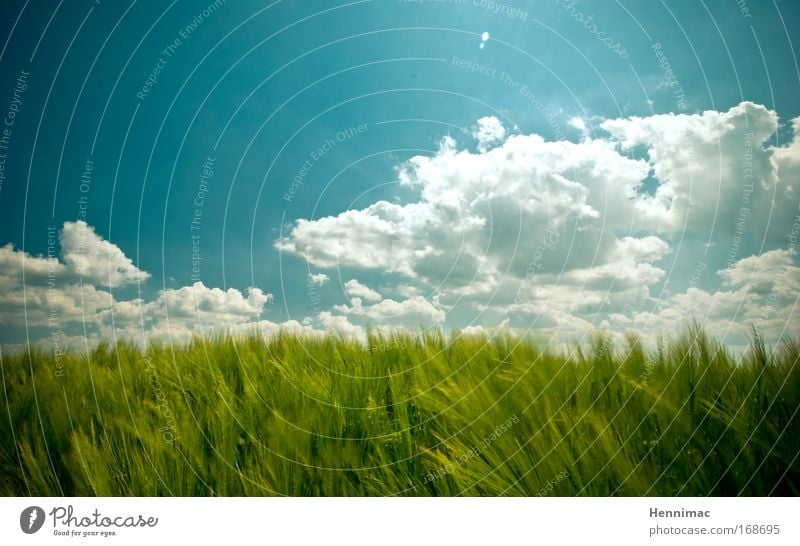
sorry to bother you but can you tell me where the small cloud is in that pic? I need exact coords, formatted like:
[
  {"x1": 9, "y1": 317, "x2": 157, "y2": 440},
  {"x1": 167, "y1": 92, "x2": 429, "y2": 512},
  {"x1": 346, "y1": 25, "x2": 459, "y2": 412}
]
[
  {"x1": 568, "y1": 116, "x2": 588, "y2": 139},
  {"x1": 472, "y1": 116, "x2": 507, "y2": 152},
  {"x1": 308, "y1": 272, "x2": 329, "y2": 286}
]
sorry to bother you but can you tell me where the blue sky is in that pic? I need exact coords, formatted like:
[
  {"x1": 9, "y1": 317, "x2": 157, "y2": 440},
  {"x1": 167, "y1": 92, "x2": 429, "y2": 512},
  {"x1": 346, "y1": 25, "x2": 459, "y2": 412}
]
[{"x1": 1, "y1": 0, "x2": 799, "y2": 350}]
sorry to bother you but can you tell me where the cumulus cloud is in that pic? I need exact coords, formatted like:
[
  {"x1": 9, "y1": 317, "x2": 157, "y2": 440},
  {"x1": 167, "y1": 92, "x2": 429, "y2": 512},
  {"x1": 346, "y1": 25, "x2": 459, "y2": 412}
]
[
  {"x1": 99, "y1": 281, "x2": 276, "y2": 344},
  {"x1": 0, "y1": 230, "x2": 119, "y2": 327},
  {"x1": 276, "y1": 126, "x2": 648, "y2": 297},
  {"x1": 344, "y1": 279, "x2": 382, "y2": 302},
  {"x1": 622, "y1": 249, "x2": 800, "y2": 346},
  {"x1": 0, "y1": 281, "x2": 113, "y2": 328},
  {"x1": 275, "y1": 201, "x2": 438, "y2": 277},
  {"x1": 551, "y1": 236, "x2": 672, "y2": 292},
  {"x1": 600, "y1": 101, "x2": 783, "y2": 236},
  {"x1": 332, "y1": 295, "x2": 445, "y2": 330},
  {"x1": 472, "y1": 116, "x2": 507, "y2": 152},
  {"x1": 140, "y1": 282, "x2": 270, "y2": 322},
  {"x1": 308, "y1": 272, "x2": 330, "y2": 286},
  {"x1": 317, "y1": 311, "x2": 367, "y2": 341},
  {"x1": 568, "y1": 116, "x2": 588, "y2": 139},
  {"x1": 275, "y1": 102, "x2": 800, "y2": 345},
  {"x1": 60, "y1": 221, "x2": 150, "y2": 287},
  {"x1": 0, "y1": 221, "x2": 280, "y2": 347},
  {"x1": 459, "y1": 318, "x2": 513, "y2": 338},
  {"x1": 0, "y1": 243, "x2": 65, "y2": 292},
  {"x1": 0, "y1": 219, "x2": 150, "y2": 293},
  {"x1": 718, "y1": 248, "x2": 800, "y2": 295},
  {"x1": 246, "y1": 319, "x2": 322, "y2": 337},
  {"x1": 610, "y1": 236, "x2": 671, "y2": 263}
]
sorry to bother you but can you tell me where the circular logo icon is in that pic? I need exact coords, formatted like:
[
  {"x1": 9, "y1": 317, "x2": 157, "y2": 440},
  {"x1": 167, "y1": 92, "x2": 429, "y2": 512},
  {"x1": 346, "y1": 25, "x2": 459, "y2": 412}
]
[{"x1": 20, "y1": 506, "x2": 45, "y2": 534}]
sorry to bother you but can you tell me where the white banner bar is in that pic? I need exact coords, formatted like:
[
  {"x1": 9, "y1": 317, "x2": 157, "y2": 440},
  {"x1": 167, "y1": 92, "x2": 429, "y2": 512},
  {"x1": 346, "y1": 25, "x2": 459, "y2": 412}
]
[{"x1": 2, "y1": 497, "x2": 798, "y2": 545}]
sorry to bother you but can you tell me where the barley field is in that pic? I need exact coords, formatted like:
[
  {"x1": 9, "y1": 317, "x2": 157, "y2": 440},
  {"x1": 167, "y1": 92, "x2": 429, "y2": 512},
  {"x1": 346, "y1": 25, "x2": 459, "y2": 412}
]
[{"x1": 1, "y1": 326, "x2": 798, "y2": 496}]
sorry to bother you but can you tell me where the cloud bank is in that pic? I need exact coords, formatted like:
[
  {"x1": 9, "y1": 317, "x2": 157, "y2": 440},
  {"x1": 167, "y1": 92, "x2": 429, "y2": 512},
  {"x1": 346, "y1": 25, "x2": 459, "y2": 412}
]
[
  {"x1": 276, "y1": 102, "x2": 800, "y2": 347},
  {"x1": 2, "y1": 103, "x2": 798, "y2": 350}
]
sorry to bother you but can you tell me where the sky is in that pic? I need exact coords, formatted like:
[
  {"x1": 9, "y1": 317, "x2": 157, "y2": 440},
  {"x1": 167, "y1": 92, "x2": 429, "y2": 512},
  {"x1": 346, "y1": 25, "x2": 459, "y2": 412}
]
[{"x1": 0, "y1": 0, "x2": 799, "y2": 352}]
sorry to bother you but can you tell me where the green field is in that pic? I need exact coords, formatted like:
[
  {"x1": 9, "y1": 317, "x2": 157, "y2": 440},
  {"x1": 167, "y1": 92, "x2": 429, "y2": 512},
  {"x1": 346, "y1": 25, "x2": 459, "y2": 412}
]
[{"x1": 1, "y1": 326, "x2": 798, "y2": 496}]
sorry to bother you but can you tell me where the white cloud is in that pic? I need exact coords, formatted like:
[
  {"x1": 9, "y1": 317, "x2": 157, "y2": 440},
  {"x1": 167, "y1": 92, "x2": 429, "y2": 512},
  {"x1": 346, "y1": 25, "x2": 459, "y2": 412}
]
[
  {"x1": 275, "y1": 103, "x2": 799, "y2": 347},
  {"x1": 308, "y1": 272, "x2": 330, "y2": 286},
  {"x1": 333, "y1": 295, "x2": 445, "y2": 329},
  {"x1": 143, "y1": 281, "x2": 271, "y2": 321},
  {"x1": 0, "y1": 231, "x2": 120, "y2": 327},
  {"x1": 227, "y1": 318, "x2": 323, "y2": 339},
  {"x1": 600, "y1": 101, "x2": 784, "y2": 237},
  {"x1": 275, "y1": 200, "x2": 438, "y2": 277},
  {"x1": 472, "y1": 116, "x2": 507, "y2": 152},
  {"x1": 563, "y1": 261, "x2": 666, "y2": 291},
  {"x1": 101, "y1": 281, "x2": 274, "y2": 343},
  {"x1": 0, "y1": 222, "x2": 279, "y2": 347},
  {"x1": 394, "y1": 284, "x2": 423, "y2": 298},
  {"x1": 623, "y1": 249, "x2": 800, "y2": 346},
  {"x1": 0, "y1": 281, "x2": 113, "y2": 327},
  {"x1": 0, "y1": 219, "x2": 150, "y2": 293},
  {"x1": 552, "y1": 236, "x2": 671, "y2": 292},
  {"x1": 610, "y1": 236, "x2": 671, "y2": 263},
  {"x1": 344, "y1": 279, "x2": 382, "y2": 302},
  {"x1": 460, "y1": 318, "x2": 513, "y2": 338},
  {"x1": 276, "y1": 123, "x2": 650, "y2": 297},
  {"x1": 317, "y1": 311, "x2": 367, "y2": 341},
  {"x1": 718, "y1": 248, "x2": 800, "y2": 295},
  {"x1": 60, "y1": 221, "x2": 150, "y2": 287},
  {"x1": 0, "y1": 243, "x2": 65, "y2": 292},
  {"x1": 568, "y1": 116, "x2": 588, "y2": 139}
]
